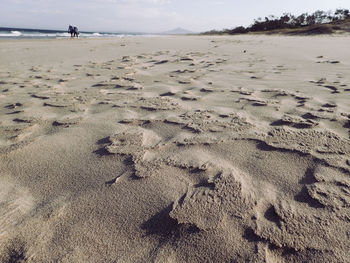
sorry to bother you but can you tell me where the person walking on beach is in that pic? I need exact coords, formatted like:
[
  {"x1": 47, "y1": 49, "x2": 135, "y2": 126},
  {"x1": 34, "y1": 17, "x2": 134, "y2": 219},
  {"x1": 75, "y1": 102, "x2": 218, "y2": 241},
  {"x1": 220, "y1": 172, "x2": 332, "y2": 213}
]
[
  {"x1": 73, "y1": 26, "x2": 79, "y2": 38},
  {"x1": 68, "y1": 25, "x2": 74, "y2": 37},
  {"x1": 68, "y1": 25, "x2": 79, "y2": 38}
]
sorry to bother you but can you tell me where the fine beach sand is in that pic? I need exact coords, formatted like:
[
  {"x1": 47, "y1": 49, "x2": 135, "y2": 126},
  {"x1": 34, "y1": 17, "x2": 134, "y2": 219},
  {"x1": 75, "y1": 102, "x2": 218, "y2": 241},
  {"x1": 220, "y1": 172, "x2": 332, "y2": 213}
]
[{"x1": 0, "y1": 35, "x2": 350, "y2": 262}]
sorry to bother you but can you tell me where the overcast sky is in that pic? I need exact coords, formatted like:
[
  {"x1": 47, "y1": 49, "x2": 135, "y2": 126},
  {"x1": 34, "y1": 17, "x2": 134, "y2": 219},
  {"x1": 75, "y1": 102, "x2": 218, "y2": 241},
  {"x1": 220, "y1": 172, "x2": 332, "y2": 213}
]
[{"x1": 0, "y1": 0, "x2": 349, "y2": 33}]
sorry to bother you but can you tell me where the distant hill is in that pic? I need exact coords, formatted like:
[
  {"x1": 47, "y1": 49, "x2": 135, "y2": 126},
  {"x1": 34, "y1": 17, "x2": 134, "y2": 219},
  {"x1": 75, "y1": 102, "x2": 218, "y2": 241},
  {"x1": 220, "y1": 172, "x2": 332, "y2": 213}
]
[{"x1": 161, "y1": 27, "x2": 194, "y2": 35}]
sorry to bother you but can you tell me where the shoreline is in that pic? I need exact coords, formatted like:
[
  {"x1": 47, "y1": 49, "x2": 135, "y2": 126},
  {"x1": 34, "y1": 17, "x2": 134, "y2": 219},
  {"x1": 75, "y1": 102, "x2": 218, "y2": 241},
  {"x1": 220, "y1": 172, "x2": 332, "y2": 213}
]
[{"x1": 0, "y1": 31, "x2": 349, "y2": 41}]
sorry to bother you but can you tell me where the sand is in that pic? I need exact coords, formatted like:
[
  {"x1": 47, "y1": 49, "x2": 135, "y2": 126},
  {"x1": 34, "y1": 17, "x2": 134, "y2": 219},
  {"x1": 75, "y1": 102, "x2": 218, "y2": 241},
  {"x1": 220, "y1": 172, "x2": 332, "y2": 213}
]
[{"x1": 0, "y1": 35, "x2": 349, "y2": 262}]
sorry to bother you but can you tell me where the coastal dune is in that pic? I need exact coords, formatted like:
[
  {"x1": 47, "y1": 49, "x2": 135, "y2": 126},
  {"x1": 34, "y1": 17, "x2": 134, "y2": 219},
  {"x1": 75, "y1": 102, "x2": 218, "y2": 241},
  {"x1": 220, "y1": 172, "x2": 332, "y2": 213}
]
[{"x1": 0, "y1": 35, "x2": 349, "y2": 262}]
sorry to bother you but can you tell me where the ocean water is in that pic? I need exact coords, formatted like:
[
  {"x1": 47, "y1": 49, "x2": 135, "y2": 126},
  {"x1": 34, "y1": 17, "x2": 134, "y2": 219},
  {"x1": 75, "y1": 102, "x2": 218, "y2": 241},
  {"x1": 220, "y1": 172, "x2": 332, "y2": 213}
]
[{"x1": 0, "y1": 27, "x2": 145, "y2": 39}]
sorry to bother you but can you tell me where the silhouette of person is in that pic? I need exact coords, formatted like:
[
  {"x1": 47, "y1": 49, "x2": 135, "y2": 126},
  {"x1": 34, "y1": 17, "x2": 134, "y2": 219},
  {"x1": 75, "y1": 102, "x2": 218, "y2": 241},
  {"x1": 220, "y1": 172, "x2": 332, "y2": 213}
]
[
  {"x1": 68, "y1": 25, "x2": 74, "y2": 37},
  {"x1": 73, "y1": 26, "x2": 79, "y2": 38}
]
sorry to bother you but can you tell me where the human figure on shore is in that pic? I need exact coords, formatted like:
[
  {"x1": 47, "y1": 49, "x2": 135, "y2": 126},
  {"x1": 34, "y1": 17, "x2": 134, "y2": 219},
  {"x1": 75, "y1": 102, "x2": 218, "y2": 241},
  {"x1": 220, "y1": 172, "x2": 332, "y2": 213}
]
[
  {"x1": 68, "y1": 25, "x2": 74, "y2": 37},
  {"x1": 73, "y1": 26, "x2": 79, "y2": 38}
]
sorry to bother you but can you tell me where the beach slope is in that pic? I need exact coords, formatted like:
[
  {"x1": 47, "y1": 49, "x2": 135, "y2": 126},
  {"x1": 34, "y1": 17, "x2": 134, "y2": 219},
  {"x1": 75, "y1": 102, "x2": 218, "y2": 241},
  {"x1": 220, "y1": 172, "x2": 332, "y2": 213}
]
[{"x1": 0, "y1": 35, "x2": 349, "y2": 262}]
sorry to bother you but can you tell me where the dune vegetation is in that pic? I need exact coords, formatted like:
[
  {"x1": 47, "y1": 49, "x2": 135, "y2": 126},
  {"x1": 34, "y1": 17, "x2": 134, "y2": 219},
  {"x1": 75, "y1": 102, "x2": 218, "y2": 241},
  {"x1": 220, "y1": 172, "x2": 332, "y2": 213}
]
[{"x1": 203, "y1": 9, "x2": 350, "y2": 35}]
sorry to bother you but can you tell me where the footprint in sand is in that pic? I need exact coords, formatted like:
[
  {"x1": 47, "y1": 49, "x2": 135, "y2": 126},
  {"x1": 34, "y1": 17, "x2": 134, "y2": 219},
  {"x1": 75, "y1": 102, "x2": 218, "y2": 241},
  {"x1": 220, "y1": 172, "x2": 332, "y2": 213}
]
[
  {"x1": 316, "y1": 56, "x2": 341, "y2": 64},
  {"x1": 52, "y1": 116, "x2": 83, "y2": 127},
  {"x1": 323, "y1": 85, "x2": 340, "y2": 93},
  {"x1": 44, "y1": 101, "x2": 72, "y2": 108},
  {"x1": 200, "y1": 87, "x2": 214, "y2": 93},
  {"x1": 172, "y1": 69, "x2": 197, "y2": 74},
  {"x1": 181, "y1": 94, "x2": 200, "y2": 101},
  {"x1": 310, "y1": 78, "x2": 342, "y2": 94},
  {"x1": 178, "y1": 80, "x2": 191, "y2": 85},
  {"x1": 31, "y1": 93, "x2": 51, "y2": 100},
  {"x1": 178, "y1": 57, "x2": 194, "y2": 62},
  {"x1": 322, "y1": 102, "x2": 337, "y2": 108},
  {"x1": 154, "y1": 60, "x2": 169, "y2": 65},
  {"x1": 13, "y1": 116, "x2": 40, "y2": 124},
  {"x1": 160, "y1": 91, "x2": 176, "y2": 97},
  {"x1": 4, "y1": 103, "x2": 23, "y2": 109},
  {"x1": 7, "y1": 110, "x2": 24, "y2": 115}
]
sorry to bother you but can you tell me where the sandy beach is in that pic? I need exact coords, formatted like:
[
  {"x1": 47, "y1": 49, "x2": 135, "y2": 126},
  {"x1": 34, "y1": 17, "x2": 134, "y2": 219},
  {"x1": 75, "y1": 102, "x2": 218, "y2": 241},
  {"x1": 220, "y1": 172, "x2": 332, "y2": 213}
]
[{"x1": 0, "y1": 35, "x2": 350, "y2": 262}]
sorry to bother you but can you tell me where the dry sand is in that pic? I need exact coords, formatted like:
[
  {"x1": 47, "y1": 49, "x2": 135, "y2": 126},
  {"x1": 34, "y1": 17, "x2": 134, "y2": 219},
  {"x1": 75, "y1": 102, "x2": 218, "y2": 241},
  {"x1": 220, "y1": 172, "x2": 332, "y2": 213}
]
[{"x1": 0, "y1": 35, "x2": 350, "y2": 262}]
